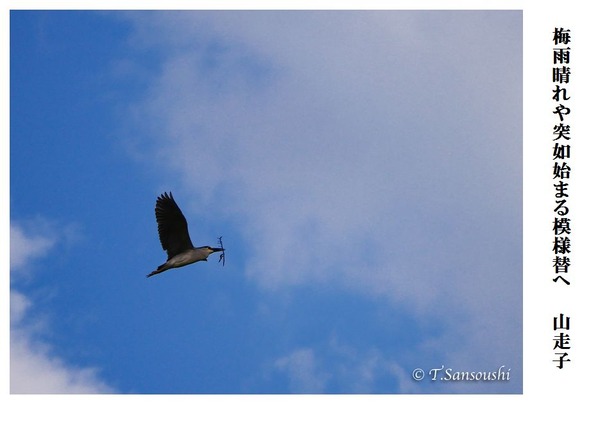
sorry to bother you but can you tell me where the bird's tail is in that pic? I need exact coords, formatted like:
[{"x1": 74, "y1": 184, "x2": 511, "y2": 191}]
[{"x1": 146, "y1": 263, "x2": 167, "y2": 278}]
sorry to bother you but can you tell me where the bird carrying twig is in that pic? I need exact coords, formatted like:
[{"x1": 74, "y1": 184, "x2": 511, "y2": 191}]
[{"x1": 146, "y1": 192, "x2": 225, "y2": 278}]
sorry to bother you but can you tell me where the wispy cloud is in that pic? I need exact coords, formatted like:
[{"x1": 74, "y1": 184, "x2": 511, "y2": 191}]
[
  {"x1": 10, "y1": 221, "x2": 114, "y2": 394},
  {"x1": 125, "y1": 11, "x2": 521, "y2": 294},
  {"x1": 274, "y1": 348, "x2": 328, "y2": 393},
  {"x1": 10, "y1": 221, "x2": 57, "y2": 275},
  {"x1": 122, "y1": 11, "x2": 522, "y2": 392},
  {"x1": 274, "y1": 338, "x2": 420, "y2": 393}
]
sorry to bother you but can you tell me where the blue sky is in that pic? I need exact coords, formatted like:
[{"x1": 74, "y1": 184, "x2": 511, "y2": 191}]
[{"x1": 10, "y1": 10, "x2": 522, "y2": 394}]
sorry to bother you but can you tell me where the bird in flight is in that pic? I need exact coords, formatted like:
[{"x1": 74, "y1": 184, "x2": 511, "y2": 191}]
[{"x1": 147, "y1": 192, "x2": 224, "y2": 278}]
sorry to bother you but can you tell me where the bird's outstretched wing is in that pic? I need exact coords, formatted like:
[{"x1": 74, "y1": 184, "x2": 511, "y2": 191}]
[{"x1": 154, "y1": 192, "x2": 194, "y2": 259}]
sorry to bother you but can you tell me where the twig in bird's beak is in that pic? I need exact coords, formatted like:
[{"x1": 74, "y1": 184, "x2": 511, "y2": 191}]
[{"x1": 218, "y1": 236, "x2": 225, "y2": 266}]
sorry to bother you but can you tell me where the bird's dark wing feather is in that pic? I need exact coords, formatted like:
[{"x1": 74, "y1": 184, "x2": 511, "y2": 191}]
[{"x1": 154, "y1": 192, "x2": 194, "y2": 259}]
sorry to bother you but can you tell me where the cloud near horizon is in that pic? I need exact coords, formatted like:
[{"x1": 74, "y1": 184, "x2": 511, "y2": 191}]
[
  {"x1": 274, "y1": 337, "x2": 421, "y2": 393},
  {"x1": 10, "y1": 221, "x2": 115, "y2": 394}
]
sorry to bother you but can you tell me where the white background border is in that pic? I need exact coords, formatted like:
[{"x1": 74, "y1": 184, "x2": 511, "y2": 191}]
[{"x1": 2, "y1": 1, "x2": 599, "y2": 431}]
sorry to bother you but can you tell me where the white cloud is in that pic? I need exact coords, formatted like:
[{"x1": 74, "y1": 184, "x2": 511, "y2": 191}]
[
  {"x1": 274, "y1": 348, "x2": 328, "y2": 393},
  {"x1": 10, "y1": 222, "x2": 114, "y2": 394},
  {"x1": 126, "y1": 11, "x2": 521, "y2": 295},
  {"x1": 325, "y1": 337, "x2": 416, "y2": 393},
  {"x1": 274, "y1": 339, "x2": 420, "y2": 393},
  {"x1": 11, "y1": 292, "x2": 114, "y2": 394},
  {"x1": 10, "y1": 222, "x2": 57, "y2": 274},
  {"x1": 123, "y1": 11, "x2": 522, "y2": 391}
]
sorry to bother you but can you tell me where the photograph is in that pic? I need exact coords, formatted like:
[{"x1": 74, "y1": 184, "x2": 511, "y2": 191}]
[{"x1": 10, "y1": 9, "x2": 522, "y2": 395}]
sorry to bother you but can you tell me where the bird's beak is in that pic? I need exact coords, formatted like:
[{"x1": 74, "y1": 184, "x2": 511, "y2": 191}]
[{"x1": 212, "y1": 248, "x2": 224, "y2": 253}]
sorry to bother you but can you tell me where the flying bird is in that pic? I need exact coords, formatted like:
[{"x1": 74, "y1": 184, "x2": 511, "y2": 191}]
[{"x1": 147, "y1": 192, "x2": 224, "y2": 278}]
